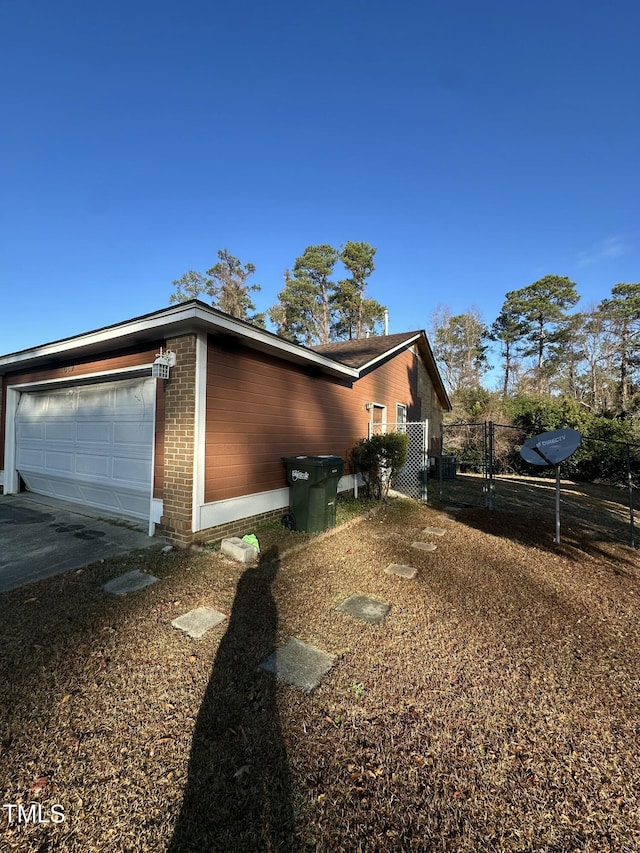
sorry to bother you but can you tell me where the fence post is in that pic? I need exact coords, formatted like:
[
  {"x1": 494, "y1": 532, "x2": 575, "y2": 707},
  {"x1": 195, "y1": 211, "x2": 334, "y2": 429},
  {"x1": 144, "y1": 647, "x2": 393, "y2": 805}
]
[
  {"x1": 627, "y1": 444, "x2": 636, "y2": 549},
  {"x1": 482, "y1": 421, "x2": 488, "y2": 507},
  {"x1": 422, "y1": 419, "x2": 429, "y2": 503},
  {"x1": 439, "y1": 423, "x2": 444, "y2": 502},
  {"x1": 488, "y1": 421, "x2": 495, "y2": 510}
]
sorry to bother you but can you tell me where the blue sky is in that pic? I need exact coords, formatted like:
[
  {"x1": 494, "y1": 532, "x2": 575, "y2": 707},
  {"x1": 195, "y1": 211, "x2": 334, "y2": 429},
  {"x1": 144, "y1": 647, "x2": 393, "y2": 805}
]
[{"x1": 2, "y1": 0, "x2": 639, "y2": 370}]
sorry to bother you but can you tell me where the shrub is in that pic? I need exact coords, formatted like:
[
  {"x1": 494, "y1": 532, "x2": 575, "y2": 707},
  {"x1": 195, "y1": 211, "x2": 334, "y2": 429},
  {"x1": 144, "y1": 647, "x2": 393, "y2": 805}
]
[{"x1": 349, "y1": 432, "x2": 409, "y2": 500}]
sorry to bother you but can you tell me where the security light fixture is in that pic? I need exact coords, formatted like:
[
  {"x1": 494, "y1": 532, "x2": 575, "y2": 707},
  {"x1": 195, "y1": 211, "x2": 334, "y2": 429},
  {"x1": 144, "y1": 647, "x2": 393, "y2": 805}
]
[{"x1": 152, "y1": 347, "x2": 176, "y2": 379}]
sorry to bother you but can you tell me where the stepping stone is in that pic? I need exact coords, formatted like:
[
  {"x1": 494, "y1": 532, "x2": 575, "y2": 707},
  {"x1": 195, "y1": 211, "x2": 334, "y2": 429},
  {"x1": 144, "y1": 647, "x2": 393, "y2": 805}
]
[
  {"x1": 103, "y1": 570, "x2": 159, "y2": 595},
  {"x1": 385, "y1": 564, "x2": 418, "y2": 579},
  {"x1": 260, "y1": 638, "x2": 334, "y2": 693},
  {"x1": 171, "y1": 606, "x2": 227, "y2": 638},
  {"x1": 422, "y1": 527, "x2": 446, "y2": 536},
  {"x1": 412, "y1": 542, "x2": 437, "y2": 552},
  {"x1": 444, "y1": 506, "x2": 463, "y2": 513},
  {"x1": 336, "y1": 594, "x2": 390, "y2": 625},
  {"x1": 221, "y1": 537, "x2": 258, "y2": 563}
]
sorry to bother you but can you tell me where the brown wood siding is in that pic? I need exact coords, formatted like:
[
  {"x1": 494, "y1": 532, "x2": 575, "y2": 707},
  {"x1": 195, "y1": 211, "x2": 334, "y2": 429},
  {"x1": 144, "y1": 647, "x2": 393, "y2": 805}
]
[
  {"x1": 204, "y1": 337, "x2": 424, "y2": 503},
  {"x1": 0, "y1": 344, "x2": 166, "y2": 495}
]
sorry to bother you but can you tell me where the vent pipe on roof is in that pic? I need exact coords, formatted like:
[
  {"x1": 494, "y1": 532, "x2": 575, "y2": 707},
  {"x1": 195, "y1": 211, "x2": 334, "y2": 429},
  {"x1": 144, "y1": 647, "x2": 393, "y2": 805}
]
[{"x1": 384, "y1": 309, "x2": 389, "y2": 335}]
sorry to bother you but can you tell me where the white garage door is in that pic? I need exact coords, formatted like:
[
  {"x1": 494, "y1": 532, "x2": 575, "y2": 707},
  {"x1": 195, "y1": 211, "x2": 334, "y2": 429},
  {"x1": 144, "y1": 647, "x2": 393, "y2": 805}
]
[{"x1": 15, "y1": 377, "x2": 155, "y2": 521}]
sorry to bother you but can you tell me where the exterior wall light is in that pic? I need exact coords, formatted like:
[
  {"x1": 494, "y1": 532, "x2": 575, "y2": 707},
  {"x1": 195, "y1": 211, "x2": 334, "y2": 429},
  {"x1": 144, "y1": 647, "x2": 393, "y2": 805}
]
[{"x1": 152, "y1": 347, "x2": 177, "y2": 379}]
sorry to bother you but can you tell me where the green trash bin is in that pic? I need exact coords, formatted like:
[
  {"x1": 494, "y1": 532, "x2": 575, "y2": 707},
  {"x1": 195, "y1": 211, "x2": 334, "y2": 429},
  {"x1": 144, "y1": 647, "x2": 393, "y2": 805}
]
[{"x1": 282, "y1": 456, "x2": 344, "y2": 533}]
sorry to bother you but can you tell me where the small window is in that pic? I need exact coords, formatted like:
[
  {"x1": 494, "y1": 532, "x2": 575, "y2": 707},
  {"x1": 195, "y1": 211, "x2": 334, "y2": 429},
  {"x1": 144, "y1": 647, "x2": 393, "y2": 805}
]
[
  {"x1": 368, "y1": 402, "x2": 387, "y2": 435},
  {"x1": 396, "y1": 404, "x2": 407, "y2": 427}
]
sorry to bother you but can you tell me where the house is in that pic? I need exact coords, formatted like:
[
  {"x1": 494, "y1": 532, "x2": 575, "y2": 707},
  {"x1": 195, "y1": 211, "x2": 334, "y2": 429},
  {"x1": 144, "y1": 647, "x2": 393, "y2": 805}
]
[{"x1": 0, "y1": 300, "x2": 451, "y2": 545}]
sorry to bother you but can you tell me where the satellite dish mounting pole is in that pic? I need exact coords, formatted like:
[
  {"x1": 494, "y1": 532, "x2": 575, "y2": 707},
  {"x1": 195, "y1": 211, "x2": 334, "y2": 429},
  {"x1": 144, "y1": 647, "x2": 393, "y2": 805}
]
[
  {"x1": 519, "y1": 428, "x2": 582, "y2": 547},
  {"x1": 555, "y1": 465, "x2": 561, "y2": 545},
  {"x1": 626, "y1": 444, "x2": 635, "y2": 549}
]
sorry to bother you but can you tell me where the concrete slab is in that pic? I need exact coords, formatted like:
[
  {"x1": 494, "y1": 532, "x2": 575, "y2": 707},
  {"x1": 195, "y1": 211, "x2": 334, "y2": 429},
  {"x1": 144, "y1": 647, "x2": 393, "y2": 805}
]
[
  {"x1": 422, "y1": 527, "x2": 446, "y2": 536},
  {"x1": 412, "y1": 541, "x2": 437, "y2": 552},
  {"x1": 221, "y1": 537, "x2": 259, "y2": 563},
  {"x1": 336, "y1": 594, "x2": 390, "y2": 625},
  {"x1": 171, "y1": 606, "x2": 227, "y2": 638},
  {"x1": 103, "y1": 569, "x2": 160, "y2": 595},
  {"x1": 0, "y1": 494, "x2": 158, "y2": 593},
  {"x1": 385, "y1": 564, "x2": 418, "y2": 579},
  {"x1": 260, "y1": 637, "x2": 334, "y2": 692}
]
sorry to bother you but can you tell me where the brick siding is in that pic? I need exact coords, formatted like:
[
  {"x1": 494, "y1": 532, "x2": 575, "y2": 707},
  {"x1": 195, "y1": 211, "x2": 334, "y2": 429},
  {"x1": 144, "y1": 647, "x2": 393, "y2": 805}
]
[
  {"x1": 193, "y1": 507, "x2": 285, "y2": 547},
  {"x1": 158, "y1": 334, "x2": 197, "y2": 544}
]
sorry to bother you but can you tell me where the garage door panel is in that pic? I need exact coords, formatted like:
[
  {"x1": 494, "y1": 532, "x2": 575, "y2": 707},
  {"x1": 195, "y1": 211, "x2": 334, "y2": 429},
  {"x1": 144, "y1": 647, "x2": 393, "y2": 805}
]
[
  {"x1": 75, "y1": 454, "x2": 111, "y2": 477},
  {"x1": 16, "y1": 378, "x2": 154, "y2": 522},
  {"x1": 77, "y1": 386, "x2": 112, "y2": 411},
  {"x1": 44, "y1": 451, "x2": 74, "y2": 472},
  {"x1": 45, "y1": 422, "x2": 76, "y2": 441},
  {"x1": 16, "y1": 447, "x2": 44, "y2": 468},
  {"x1": 17, "y1": 421, "x2": 44, "y2": 440},
  {"x1": 113, "y1": 421, "x2": 154, "y2": 445},
  {"x1": 20, "y1": 395, "x2": 49, "y2": 416},
  {"x1": 76, "y1": 421, "x2": 112, "y2": 443},
  {"x1": 80, "y1": 485, "x2": 123, "y2": 509},
  {"x1": 113, "y1": 457, "x2": 149, "y2": 484},
  {"x1": 118, "y1": 492, "x2": 152, "y2": 516}
]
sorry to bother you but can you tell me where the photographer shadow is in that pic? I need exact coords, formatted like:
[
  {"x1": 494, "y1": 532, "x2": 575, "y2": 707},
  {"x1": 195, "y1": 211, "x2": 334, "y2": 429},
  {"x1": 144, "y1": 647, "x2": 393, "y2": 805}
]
[{"x1": 168, "y1": 546, "x2": 294, "y2": 852}]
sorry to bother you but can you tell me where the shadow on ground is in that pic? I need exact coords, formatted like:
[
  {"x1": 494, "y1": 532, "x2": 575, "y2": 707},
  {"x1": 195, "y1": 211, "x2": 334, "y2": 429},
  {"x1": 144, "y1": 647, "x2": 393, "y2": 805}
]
[
  {"x1": 435, "y1": 473, "x2": 638, "y2": 567},
  {"x1": 167, "y1": 545, "x2": 294, "y2": 853}
]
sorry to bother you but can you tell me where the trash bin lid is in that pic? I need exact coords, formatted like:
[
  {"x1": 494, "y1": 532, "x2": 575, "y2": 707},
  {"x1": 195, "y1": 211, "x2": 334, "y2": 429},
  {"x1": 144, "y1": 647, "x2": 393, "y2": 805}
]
[{"x1": 282, "y1": 455, "x2": 344, "y2": 466}]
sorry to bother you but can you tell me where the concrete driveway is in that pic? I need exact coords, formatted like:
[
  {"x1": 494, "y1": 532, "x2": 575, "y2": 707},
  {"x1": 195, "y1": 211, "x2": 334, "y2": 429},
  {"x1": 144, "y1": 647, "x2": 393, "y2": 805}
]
[{"x1": 0, "y1": 493, "x2": 160, "y2": 593}]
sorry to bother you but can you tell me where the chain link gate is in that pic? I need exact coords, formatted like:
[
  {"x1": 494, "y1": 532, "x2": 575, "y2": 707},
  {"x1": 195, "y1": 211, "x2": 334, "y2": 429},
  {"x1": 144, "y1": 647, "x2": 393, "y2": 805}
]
[
  {"x1": 438, "y1": 421, "x2": 638, "y2": 547},
  {"x1": 369, "y1": 421, "x2": 429, "y2": 501}
]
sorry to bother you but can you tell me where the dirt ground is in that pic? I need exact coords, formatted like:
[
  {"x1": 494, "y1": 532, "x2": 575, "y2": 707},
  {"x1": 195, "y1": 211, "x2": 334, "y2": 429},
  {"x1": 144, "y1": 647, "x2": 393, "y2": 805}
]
[{"x1": 1, "y1": 486, "x2": 639, "y2": 852}]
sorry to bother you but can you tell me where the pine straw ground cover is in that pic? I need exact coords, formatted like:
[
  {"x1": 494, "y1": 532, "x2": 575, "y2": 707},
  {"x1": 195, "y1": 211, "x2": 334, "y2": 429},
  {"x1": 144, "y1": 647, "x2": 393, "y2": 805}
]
[{"x1": 1, "y1": 490, "x2": 640, "y2": 852}]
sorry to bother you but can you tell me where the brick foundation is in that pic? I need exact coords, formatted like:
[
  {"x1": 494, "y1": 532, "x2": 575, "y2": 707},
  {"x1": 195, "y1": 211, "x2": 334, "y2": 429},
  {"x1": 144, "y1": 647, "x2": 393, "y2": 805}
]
[{"x1": 193, "y1": 507, "x2": 286, "y2": 546}]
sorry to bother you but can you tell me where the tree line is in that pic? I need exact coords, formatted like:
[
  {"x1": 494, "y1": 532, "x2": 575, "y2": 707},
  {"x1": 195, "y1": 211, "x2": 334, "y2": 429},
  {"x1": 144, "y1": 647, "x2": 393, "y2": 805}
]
[
  {"x1": 431, "y1": 275, "x2": 640, "y2": 422},
  {"x1": 169, "y1": 243, "x2": 386, "y2": 345},
  {"x1": 170, "y1": 253, "x2": 640, "y2": 463}
]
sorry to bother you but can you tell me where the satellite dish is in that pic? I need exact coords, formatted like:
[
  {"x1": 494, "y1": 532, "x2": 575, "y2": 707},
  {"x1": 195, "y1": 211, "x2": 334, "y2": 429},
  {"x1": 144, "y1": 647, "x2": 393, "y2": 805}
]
[
  {"x1": 520, "y1": 428, "x2": 581, "y2": 467},
  {"x1": 518, "y1": 428, "x2": 582, "y2": 546},
  {"x1": 520, "y1": 440, "x2": 549, "y2": 466}
]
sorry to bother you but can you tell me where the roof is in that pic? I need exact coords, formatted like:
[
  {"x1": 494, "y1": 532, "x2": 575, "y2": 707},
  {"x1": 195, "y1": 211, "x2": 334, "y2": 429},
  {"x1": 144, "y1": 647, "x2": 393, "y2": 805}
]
[
  {"x1": 0, "y1": 300, "x2": 451, "y2": 410},
  {"x1": 0, "y1": 300, "x2": 357, "y2": 381},
  {"x1": 313, "y1": 332, "x2": 424, "y2": 369},
  {"x1": 313, "y1": 331, "x2": 452, "y2": 411}
]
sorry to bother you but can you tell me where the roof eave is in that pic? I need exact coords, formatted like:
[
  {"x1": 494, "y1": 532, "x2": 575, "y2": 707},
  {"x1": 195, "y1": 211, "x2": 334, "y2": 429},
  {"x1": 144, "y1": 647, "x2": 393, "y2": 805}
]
[
  {"x1": 354, "y1": 331, "x2": 451, "y2": 412},
  {"x1": 0, "y1": 301, "x2": 359, "y2": 380}
]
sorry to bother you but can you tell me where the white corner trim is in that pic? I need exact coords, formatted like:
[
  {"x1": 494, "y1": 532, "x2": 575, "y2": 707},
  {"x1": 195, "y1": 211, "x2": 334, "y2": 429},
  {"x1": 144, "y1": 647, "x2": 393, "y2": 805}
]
[
  {"x1": 192, "y1": 333, "x2": 208, "y2": 532},
  {"x1": 3, "y1": 388, "x2": 20, "y2": 493}
]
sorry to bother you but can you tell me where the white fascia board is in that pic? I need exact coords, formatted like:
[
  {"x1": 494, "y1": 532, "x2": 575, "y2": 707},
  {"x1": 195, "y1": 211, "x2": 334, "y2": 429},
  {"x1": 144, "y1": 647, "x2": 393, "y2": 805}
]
[{"x1": 0, "y1": 302, "x2": 358, "y2": 380}]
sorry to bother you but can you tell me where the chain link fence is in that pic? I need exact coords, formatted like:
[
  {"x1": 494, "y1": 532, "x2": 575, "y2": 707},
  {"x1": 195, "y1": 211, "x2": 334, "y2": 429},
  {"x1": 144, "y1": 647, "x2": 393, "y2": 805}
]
[{"x1": 437, "y1": 421, "x2": 639, "y2": 548}]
